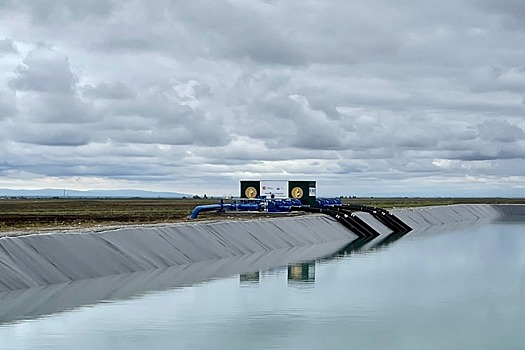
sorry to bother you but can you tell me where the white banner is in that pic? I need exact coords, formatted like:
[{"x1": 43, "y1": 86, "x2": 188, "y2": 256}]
[{"x1": 260, "y1": 180, "x2": 289, "y2": 198}]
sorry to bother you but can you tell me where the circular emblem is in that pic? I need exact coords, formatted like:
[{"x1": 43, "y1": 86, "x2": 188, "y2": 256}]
[
  {"x1": 245, "y1": 186, "x2": 258, "y2": 198},
  {"x1": 291, "y1": 187, "x2": 304, "y2": 199}
]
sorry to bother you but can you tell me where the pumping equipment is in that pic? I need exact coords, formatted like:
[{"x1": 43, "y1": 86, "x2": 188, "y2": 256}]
[
  {"x1": 189, "y1": 199, "x2": 263, "y2": 219},
  {"x1": 189, "y1": 196, "x2": 411, "y2": 239},
  {"x1": 189, "y1": 180, "x2": 412, "y2": 238}
]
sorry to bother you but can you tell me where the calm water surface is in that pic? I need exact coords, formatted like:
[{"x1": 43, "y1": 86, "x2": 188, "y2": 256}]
[{"x1": 1, "y1": 221, "x2": 525, "y2": 349}]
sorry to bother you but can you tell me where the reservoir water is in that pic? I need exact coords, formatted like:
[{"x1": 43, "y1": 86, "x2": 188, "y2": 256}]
[{"x1": 1, "y1": 220, "x2": 525, "y2": 349}]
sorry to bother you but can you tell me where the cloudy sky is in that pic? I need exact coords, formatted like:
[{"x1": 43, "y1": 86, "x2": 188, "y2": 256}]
[{"x1": 0, "y1": 0, "x2": 524, "y2": 197}]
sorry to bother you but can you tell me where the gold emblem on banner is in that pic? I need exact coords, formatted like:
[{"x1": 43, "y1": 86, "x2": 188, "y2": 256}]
[
  {"x1": 291, "y1": 187, "x2": 304, "y2": 199},
  {"x1": 245, "y1": 186, "x2": 257, "y2": 198}
]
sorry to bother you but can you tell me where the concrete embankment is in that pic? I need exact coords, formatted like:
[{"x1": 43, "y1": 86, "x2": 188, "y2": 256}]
[
  {"x1": 0, "y1": 204, "x2": 524, "y2": 293},
  {"x1": 393, "y1": 204, "x2": 525, "y2": 231},
  {"x1": 0, "y1": 243, "x2": 348, "y2": 324},
  {"x1": 0, "y1": 215, "x2": 357, "y2": 292}
]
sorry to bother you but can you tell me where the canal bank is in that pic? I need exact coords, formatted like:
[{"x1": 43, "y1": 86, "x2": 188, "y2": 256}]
[
  {"x1": 393, "y1": 204, "x2": 525, "y2": 230},
  {"x1": 0, "y1": 215, "x2": 357, "y2": 292},
  {"x1": 0, "y1": 204, "x2": 524, "y2": 292}
]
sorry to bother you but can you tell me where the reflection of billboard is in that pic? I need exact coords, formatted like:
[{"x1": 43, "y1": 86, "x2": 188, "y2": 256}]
[
  {"x1": 288, "y1": 262, "x2": 315, "y2": 284},
  {"x1": 240, "y1": 272, "x2": 260, "y2": 285},
  {"x1": 260, "y1": 180, "x2": 288, "y2": 198}
]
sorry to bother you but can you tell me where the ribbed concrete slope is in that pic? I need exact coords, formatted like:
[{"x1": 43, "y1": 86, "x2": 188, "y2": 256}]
[
  {"x1": 0, "y1": 242, "x2": 349, "y2": 324},
  {"x1": 391, "y1": 204, "x2": 525, "y2": 231},
  {"x1": 493, "y1": 204, "x2": 525, "y2": 216},
  {"x1": 353, "y1": 212, "x2": 393, "y2": 235},
  {"x1": 0, "y1": 215, "x2": 357, "y2": 292},
  {"x1": 392, "y1": 204, "x2": 498, "y2": 230}
]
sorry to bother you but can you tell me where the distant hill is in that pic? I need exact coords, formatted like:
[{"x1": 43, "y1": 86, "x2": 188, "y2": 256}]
[{"x1": 0, "y1": 188, "x2": 190, "y2": 198}]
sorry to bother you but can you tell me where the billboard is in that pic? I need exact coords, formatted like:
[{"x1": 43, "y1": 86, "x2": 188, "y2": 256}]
[
  {"x1": 260, "y1": 180, "x2": 288, "y2": 198},
  {"x1": 240, "y1": 180, "x2": 316, "y2": 204}
]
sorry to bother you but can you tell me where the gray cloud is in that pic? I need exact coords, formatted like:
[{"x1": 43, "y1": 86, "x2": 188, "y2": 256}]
[
  {"x1": 0, "y1": 38, "x2": 18, "y2": 55},
  {"x1": 13, "y1": 0, "x2": 116, "y2": 25},
  {"x1": 23, "y1": 94, "x2": 102, "y2": 124},
  {"x1": 82, "y1": 82, "x2": 136, "y2": 100},
  {"x1": 0, "y1": 89, "x2": 17, "y2": 119},
  {"x1": 477, "y1": 119, "x2": 525, "y2": 143},
  {"x1": 10, "y1": 124, "x2": 91, "y2": 146},
  {"x1": 1, "y1": 0, "x2": 525, "y2": 196},
  {"x1": 469, "y1": 66, "x2": 525, "y2": 93},
  {"x1": 477, "y1": 0, "x2": 525, "y2": 29},
  {"x1": 286, "y1": 95, "x2": 348, "y2": 150},
  {"x1": 8, "y1": 47, "x2": 76, "y2": 94}
]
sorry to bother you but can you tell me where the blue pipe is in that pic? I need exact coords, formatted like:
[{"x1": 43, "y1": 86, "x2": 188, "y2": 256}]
[
  {"x1": 236, "y1": 203, "x2": 261, "y2": 211},
  {"x1": 190, "y1": 204, "x2": 231, "y2": 220}
]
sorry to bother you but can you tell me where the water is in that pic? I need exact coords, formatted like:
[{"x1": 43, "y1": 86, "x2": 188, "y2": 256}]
[{"x1": 1, "y1": 221, "x2": 525, "y2": 349}]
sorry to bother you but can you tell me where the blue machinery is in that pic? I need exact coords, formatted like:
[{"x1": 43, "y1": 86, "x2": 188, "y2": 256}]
[
  {"x1": 189, "y1": 198, "x2": 304, "y2": 219},
  {"x1": 189, "y1": 198, "x2": 412, "y2": 239}
]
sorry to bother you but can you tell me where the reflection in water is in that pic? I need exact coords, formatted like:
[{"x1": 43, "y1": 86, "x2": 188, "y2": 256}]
[
  {"x1": 238, "y1": 229, "x2": 405, "y2": 288},
  {"x1": 239, "y1": 261, "x2": 317, "y2": 287},
  {"x1": 332, "y1": 224, "x2": 414, "y2": 258},
  {"x1": 288, "y1": 262, "x2": 315, "y2": 284},
  {"x1": 239, "y1": 227, "x2": 409, "y2": 288},
  {"x1": 336, "y1": 236, "x2": 375, "y2": 256},
  {"x1": 239, "y1": 271, "x2": 260, "y2": 285},
  {"x1": 0, "y1": 241, "x2": 348, "y2": 324},
  {"x1": 372, "y1": 232, "x2": 407, "y2": 248}
]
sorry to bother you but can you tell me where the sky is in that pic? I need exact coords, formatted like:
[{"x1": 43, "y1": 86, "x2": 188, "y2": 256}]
[{"x1": 0, "y1": 0, "x2": 524, "y2": 197}]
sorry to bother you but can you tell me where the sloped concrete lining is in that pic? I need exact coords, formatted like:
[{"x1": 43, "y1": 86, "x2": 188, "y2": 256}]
[
  {"x1": 353, "y1": 212, "x2": 393, "y2": 235},
  {"x1": 0, "y1": 215, "x2": 357, "y2": 292},
  {"x1": 0, "y1": 241, "x2": 349, "y2": 324},
  {"x1": 1, "y1": 204, "x2": 524, "y2": 294},
  {"x1": 391, "y1": 204, "x2": 525, "y2": 231},
  {"x1": 494, "y1": 204, "x2": 525, "y2": 216}
]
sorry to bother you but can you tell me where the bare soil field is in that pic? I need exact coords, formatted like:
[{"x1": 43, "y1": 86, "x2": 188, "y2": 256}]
[{"x1": 0, "y1": 198, "x2": 215, "y2": 233}]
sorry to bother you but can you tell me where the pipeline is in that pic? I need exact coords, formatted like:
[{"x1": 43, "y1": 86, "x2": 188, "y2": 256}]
[
  {"x1": 189, "y1": 198, "x2": 411, "y2": 239},
  {"x1": 189, "y1": 200, "x2": 267, "y2": 219},
  {"x1": 190, "y1": 198, "x2": 303, "y2": 219},
  {"x1": 310, "y1": 199, "x2": 411, "y2": 236},
  {"x1": 291, "y1": 206, "x2": 379, "y2": 238},
  {"x1": 339, "y1": 204, "x2": 412, "y2": 234},
  {"x1": 189, "y1": 203, "x2": 228, "y2": 220}
]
